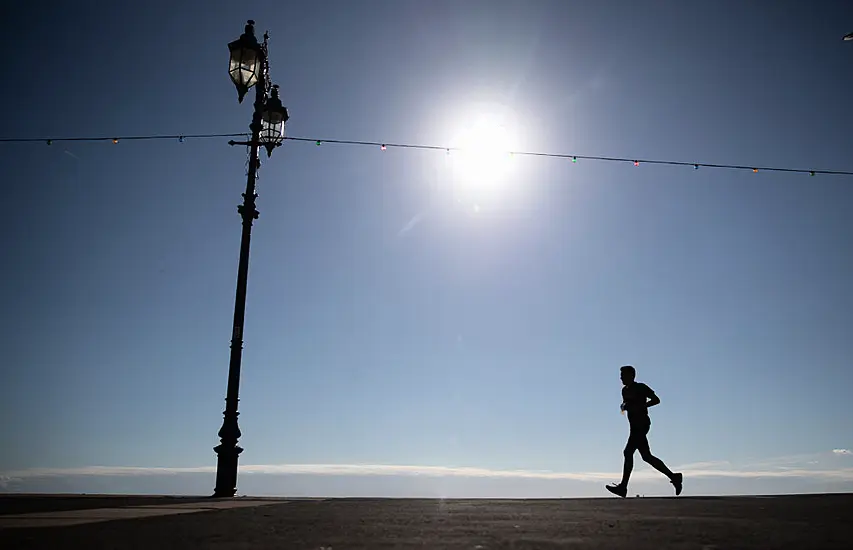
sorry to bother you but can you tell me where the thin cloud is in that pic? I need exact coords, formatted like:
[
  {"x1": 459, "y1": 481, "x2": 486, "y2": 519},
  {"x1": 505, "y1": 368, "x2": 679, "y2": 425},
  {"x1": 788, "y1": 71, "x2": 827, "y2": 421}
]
[
  {"x1": 4, "y1": 462, "x2": 853, "y2": 483},
  {"x1": 684, "y1": 468, "x2": 853, "y2": 481},
  {"x1": 738, "y1": 450, "x2": 853, "y2": 470},
  {"x1": 1, "y1": 464, "x2": 616, "y2": 482},
  {"x1": 673, "y1": 460, "x2": 732, "y2": 471},
  {"x1": 739, "y1": 453, "x2": 826, "y2": 469},
  {"x1": 2, "y1": 466, "x2": 214, "y2": 478},
  {"x1": 63, "y1": 149, "x2": 80, "y2": 160},
  {"x1": 240, "y1": 464, "x2": 620, "y2": 481}
]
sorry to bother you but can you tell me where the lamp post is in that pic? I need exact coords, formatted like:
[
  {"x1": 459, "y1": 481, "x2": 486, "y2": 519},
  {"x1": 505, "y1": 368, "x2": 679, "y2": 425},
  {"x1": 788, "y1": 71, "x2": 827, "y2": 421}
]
[{"x1": 213, "y1": 20, "x2": 289, "y2": 498}]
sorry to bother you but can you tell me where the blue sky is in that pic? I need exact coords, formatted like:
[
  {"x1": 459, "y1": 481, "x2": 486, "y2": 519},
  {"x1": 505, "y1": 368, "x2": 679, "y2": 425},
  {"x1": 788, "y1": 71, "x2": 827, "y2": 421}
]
[{"x1": 1, "y1": 0, "x2": 852, "y2": 497}]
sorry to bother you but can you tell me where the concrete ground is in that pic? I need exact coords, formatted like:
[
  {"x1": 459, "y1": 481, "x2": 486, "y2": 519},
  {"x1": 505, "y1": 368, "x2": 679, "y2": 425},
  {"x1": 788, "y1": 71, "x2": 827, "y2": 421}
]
[{"x1": 1, "y1": 493, "x2": 851, "y2": 549}]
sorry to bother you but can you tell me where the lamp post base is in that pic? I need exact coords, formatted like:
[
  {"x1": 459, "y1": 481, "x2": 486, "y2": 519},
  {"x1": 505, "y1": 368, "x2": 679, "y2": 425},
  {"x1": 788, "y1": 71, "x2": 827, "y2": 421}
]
[{"x1": 212, "y1": 443, "x2": 243, "y2": 497}]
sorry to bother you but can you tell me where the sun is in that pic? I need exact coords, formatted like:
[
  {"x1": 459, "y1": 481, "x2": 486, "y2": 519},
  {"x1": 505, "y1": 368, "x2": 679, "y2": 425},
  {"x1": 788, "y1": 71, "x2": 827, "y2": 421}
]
[{"x1": 448, "y1": 115, "x2": 516, "y2": 199}]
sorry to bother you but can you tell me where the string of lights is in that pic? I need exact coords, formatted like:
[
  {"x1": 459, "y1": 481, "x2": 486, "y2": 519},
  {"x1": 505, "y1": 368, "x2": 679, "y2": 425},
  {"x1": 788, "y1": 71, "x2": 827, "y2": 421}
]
[
  {"x1": 0, "y1": 132, "x2": 247, "y2": 144},
  {"x1": 1, "y1": 131, "x2": 852, "y2": 178}
]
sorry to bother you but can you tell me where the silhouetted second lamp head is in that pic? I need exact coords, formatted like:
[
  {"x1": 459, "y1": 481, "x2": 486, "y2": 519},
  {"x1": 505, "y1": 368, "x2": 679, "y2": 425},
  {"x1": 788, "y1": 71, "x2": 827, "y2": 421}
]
[{"x1": 261, "y1": 85, "x2": 289, "y2": 157}]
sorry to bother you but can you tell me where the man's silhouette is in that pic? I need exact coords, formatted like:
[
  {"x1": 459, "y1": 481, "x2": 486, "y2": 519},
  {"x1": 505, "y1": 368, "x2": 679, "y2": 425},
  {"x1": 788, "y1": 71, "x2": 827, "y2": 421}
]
[{"x1": 606, "y1": 365, "x2": 683, "y2": 497}]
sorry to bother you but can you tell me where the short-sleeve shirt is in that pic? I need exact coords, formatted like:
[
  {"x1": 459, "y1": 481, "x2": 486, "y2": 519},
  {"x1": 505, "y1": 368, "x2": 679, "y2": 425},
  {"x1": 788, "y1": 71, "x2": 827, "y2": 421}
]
[{"x1": 622, "y1": 382, "x2": 655, "y2": 423}]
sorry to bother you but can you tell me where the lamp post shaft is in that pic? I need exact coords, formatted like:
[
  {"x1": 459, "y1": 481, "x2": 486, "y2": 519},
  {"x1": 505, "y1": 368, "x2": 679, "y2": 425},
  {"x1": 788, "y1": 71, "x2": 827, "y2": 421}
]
[{"x1": 213, "y1": 70, "x2": 265, "y2": 498}]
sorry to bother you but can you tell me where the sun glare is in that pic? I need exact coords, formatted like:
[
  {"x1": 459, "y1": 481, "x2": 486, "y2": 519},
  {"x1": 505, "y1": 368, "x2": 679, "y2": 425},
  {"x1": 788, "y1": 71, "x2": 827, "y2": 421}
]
[{"x1": 449, "y1": 115, "x2": 516, "y2": 197}]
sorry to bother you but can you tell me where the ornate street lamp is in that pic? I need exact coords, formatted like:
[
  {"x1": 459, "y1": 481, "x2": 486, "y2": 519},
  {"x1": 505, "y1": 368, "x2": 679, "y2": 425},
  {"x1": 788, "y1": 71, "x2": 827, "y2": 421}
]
[{"x1": 214, "y1": 20, "x2": 288, "y2": 498}]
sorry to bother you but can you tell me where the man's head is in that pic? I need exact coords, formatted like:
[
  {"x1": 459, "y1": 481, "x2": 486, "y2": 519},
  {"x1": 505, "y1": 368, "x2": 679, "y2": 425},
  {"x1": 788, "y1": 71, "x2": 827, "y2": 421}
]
[{"x1": 620, "y1": 365, "x2": 636, "y2": 385}]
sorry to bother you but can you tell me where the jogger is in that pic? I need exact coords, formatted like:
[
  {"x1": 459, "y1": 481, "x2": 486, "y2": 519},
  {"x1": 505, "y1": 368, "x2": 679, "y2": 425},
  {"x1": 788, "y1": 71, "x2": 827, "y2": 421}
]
[{"x1": 606, "y1": 365, "x2": 683, "y2": 497}]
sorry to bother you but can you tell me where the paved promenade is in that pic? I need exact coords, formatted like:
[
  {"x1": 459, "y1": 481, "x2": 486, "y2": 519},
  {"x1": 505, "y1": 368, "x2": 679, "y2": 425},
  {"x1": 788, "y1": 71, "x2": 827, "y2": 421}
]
[{"x1": 1, "y1": 493, "x2": 850, "y2": 548}]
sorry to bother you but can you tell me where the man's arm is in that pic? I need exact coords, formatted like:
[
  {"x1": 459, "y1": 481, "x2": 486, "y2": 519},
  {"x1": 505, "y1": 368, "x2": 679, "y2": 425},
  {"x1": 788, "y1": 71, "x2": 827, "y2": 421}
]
[{"x1": 645, "y1": 385, "x2": 661, "y2": 407}]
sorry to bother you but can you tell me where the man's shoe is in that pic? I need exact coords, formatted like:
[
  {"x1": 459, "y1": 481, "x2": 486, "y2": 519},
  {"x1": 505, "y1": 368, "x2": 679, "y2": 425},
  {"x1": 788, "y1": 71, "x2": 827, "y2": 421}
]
[
  {"x1": 606, "y1": 483, "x2": 627, "y2": 498},
  {"x1": 671, "y1": 473, "x2": 683, "y2": 496}
]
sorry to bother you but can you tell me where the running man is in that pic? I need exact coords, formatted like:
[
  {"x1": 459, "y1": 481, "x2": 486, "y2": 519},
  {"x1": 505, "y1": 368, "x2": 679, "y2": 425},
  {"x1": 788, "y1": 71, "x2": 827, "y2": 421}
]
[{"x1": 606, "y1": 365, "x2": 683, "y2": 497}]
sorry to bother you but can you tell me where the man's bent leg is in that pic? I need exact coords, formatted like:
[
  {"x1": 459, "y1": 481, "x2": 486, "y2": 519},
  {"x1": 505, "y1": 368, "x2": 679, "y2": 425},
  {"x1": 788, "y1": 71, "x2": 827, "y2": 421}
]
[
  {"x1": 636, "y1": 427, "x2": 683, "y2": 495},
  {"x1": 639, "y1": 449, "x2": 675, "y2": 479},
  {"x1": 639, "y1": 450, "x2": 683, "y2": 494},
  {"x1": 635, "y1": 424, "x2": 675, "y2": 480}
]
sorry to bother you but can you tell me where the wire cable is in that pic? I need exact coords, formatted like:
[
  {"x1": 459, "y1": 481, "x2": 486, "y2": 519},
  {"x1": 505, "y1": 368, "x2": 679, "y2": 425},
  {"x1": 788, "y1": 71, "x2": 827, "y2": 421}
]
[
  {"x1": 1, "y1": 131, "x2": 851, "y2": 177},
  {"x1": 285, "y1": 136, "x2": 853, "y2": 177},
  {"x1": 0, "y1": 132, "x2": 247, "y2": 144}
]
